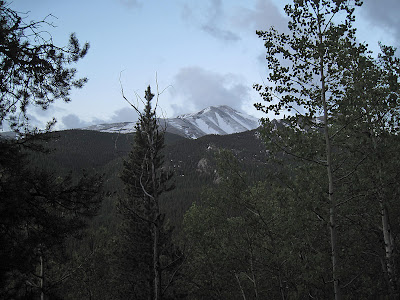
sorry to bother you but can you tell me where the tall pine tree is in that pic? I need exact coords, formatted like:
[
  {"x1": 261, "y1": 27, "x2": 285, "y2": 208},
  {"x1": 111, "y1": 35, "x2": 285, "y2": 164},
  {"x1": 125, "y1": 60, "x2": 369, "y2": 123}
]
[{"x1": 118, "y1": 86, "x2": 179, "y2": 300}]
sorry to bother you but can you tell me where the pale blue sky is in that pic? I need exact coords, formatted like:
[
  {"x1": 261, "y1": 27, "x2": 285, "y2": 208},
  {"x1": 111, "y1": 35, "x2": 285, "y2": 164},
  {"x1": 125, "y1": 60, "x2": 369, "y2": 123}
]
[{"x1": 7, "y1": 0, "x2": 400, "y2": 130}]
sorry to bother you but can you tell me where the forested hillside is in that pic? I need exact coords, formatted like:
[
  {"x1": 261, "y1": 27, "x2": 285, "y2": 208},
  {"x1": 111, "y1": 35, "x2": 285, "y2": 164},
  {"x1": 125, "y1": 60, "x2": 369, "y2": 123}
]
[{"x1": 30, "y1": 128, "x2": 267, "y2": 228}]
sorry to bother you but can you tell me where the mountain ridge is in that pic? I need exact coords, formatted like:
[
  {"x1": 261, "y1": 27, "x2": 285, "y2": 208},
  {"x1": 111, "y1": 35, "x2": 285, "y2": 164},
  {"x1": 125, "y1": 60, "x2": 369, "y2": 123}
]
[{"x1": 82, "y1": 105, "x2": 259, "y2": 139}]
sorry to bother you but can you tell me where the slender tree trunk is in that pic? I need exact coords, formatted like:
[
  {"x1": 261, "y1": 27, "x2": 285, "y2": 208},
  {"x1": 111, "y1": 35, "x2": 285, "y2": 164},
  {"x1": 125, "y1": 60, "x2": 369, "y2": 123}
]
[
  {"x1": 381, "y1": 202, "x2": 398, "y2": 297},
  {"x1": 278, "y1": 271, "x2": 286, "y2": 300},
  {"x1": 234, "y1": 272, "x2": 247, "y2": 300},
  {"x1": 40, "y1": 254, "x2": 44, "y2": 300},
  {"x1": 372, "y1": 133, "x2": 398, "y2": 297},
  {"x1": 245, "y1": 231, "x2": 259, "y2": 299},
  {"x1": 153, "y1": 221, "x2": 161, "y2": 300},
  {"x1": 149, "y1": 128, "x2": 161, "y2": 300},
  {"x1": 249, "y1": 253, "x2": 259, "y2": 299},
  {"x1": 326, "y1": 131, "x2": 341, "y2": 300},
  {"x1": 318, "y1": 21, "x2": 342, "y2": 300}
]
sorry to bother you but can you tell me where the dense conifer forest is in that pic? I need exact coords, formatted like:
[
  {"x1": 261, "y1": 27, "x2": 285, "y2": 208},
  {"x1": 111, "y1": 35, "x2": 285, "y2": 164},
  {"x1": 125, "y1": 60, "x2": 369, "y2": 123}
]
[{"x1": 1, "y1": 0, "x2": 400, "y2": 299}]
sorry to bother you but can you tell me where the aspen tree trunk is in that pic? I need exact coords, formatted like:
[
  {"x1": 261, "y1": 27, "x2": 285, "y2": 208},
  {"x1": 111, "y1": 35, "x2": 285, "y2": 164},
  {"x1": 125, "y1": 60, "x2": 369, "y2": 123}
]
[
  {"x1": 381, "y1": 202, "x2": 397, "y2": 296},
  {"x1": 234, "y1": 272, "x2": 247, "y2": 300},
  {"x1": 278, "y1": 271, "x2": 286, "y2": 300},
  {"x1": 249, "y1": 254, "x2": 259, "y2": 299},
  {"x1": 318, "y1": 21, "x2": 342, "y2": 300},
  {"x1": 322, "y1": 73, "x2": 341, "y2": 300},
  {"x1": 372, "y1": 133, "x2": 398, "y2": 297},
  {"x1": 40, "y1": 254, "x2": 44, "y2": 300}
]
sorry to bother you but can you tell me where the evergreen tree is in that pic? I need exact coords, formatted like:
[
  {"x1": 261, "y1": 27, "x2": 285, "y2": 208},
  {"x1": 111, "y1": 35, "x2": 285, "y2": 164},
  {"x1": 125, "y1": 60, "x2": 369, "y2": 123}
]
[
  {"x1": 0, "y1": 2, "x2": 105, "y2": 298},
  {"x1": 118, "y1": 86, "x2": 181, "y2": 300},
  {"x1": 0, "y1": 140, "x2": 104, "y2": 298}
]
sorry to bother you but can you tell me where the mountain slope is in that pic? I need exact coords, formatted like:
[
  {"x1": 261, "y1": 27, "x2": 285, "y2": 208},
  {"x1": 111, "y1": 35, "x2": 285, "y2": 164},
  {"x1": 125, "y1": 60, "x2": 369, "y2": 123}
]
[{"x1": 83, "y1": 105, "x2": 259, "y2": 139}]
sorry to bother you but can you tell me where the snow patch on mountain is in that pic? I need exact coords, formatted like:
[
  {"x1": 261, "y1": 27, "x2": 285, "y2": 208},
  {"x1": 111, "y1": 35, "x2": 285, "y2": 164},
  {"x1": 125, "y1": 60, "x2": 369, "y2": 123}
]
[{"x1": 84, "y1": 122, "x2": 135, "y2": 134}]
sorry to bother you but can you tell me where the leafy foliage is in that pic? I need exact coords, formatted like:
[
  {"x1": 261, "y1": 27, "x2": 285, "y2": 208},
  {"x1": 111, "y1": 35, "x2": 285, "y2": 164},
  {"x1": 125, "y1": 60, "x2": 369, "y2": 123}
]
[{"x1": 253, "y1": 0, "x2": 400, "y2": 298}]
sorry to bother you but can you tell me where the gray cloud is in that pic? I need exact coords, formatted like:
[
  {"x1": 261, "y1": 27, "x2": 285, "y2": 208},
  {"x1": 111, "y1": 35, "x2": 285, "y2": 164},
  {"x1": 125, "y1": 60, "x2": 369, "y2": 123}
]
[
  {"x1": 360, "y1": 0, "x2": 400, "y2": 48},
  {"x1": 61, "y1": 107, "x2": 138, "y2": 130},
  {"x1": 180, "y1": 0, "x2": 287, "y2": 41},
  {"x1": 170, "y1": 67, "x2": 251, "y2": 115},
  {"x1": 232, "y1": 0, "x2": 288, "y2": 33},
  {"x1": 181, "y1": 0, "x2": 240, "y2": 42},
  {"x1": 231, "y1": 0, "x2": 288, "y2": 78},
  {"x1": 202, "y1": 24, "x2": 240, "y2": 41},
  {"x1": 26, "y1": 113, "x2": 45, "y2": 128},
  {"x1": 61, "y1": 114, "x2": 90, "y2": 129},
  {"x1": 361, "y1": 0, "x2": 400, "y2": 30},
  {"x1": 118, "y1": 0, "x2": 142, "y2": 9},
  {"x1": 109, "y1": 107, "x2": 138, "y2": 123},
  {"x1": 31, "y1": 103, "x2": 69, "y2": 119}
]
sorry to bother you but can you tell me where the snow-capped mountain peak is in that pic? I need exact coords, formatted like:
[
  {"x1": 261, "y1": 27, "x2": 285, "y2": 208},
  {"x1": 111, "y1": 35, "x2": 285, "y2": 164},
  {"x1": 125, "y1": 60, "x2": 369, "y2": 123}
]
[
  {"x1": 167, "y1": 105, "x2": 259, "y2": 138},
  {"x1": 81, "y1": 105, "x2": 259, "y2": 139}
]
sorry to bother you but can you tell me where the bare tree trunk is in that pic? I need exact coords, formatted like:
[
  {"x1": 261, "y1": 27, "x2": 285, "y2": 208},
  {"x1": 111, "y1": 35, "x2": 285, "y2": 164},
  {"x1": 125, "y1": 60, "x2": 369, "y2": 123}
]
[
  {"x1": 40, "y1": 254, "x2": 44, "y2": 300},
  {"x1": 245, "y1": 231, "x2": 259, "y2": 299},
  {"x1": 153, "y1": 221, "x2": 161, "y2": 300},
  {"x1": 249, "y1": 254, "x2": 259, "y2": 299},
  {"x1": 318, "y1": 21, "x2": 342, "y2": 300},
  {"x1": 372, "y1": 133, "x2": 398, "y2": 297},
  {"x1": 234, "y1": 272, "x2": 247, "y2": 300},
  {"x1": 381, "y1": 201, "x2": 398, "y2": 296},
  {"x1": 278, "y1": 271, "x2": 286, "y2": 300}
]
